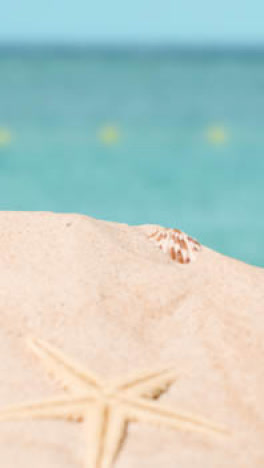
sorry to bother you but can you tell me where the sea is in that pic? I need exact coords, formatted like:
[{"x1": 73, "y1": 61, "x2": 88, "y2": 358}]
[{"x1": 0, "y1": 46, "x2": 263, "y2": 267}]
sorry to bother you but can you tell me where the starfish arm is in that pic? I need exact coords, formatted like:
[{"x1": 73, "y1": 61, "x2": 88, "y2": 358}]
[
  {"x1": 123, "y1": 396, "x2": 229, "y2": 436},
  {"x1": 84, "y1": 403, "x2": 127, "y2": 468},
  {"x1": 100, "y1": 406, "x2": 128, "y2": 468},
  {"x1": 115, "y1": 368, "x2": 176, "y2": 398},
  {"x1": 0, "y1": 396, "x2": 93, "y2": 423},
  {"x1": 28, "y1": 337, "x2": 102, "y2": 394},
  {"x1": 83, "y1": 401, "x2": 107, "y2": 468}
]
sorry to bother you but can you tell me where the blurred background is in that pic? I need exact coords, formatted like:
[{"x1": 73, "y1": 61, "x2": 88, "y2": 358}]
[{"x1": 0, "y1": 1, "x2": 263, "y2": 266}]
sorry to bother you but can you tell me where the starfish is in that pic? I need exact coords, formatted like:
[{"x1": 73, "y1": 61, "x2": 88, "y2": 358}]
[{"x1": 0, "y1": 338, "x2": 228, "y2": 467}]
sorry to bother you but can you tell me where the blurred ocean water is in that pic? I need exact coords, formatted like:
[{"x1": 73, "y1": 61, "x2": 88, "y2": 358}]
[{"x1": 0, "y1": 47, "x2": 263, "y2": 267}]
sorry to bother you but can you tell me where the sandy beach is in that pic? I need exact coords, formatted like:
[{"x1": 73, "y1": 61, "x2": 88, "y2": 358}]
[{"x1": 0, "y1": 211, "x2": 263, "y2": 467}]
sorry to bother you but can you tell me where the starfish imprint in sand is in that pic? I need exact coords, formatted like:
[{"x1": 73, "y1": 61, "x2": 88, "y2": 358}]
[
  {"x1": 148, "y1": 227, "x2": 201, "y2": 264},
  {"x1": 0, "y1": 338, "x2": 228, "y2": 468}
]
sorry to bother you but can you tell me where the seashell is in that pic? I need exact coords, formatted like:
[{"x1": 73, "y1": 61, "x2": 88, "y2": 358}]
[{"x1": 148, "y1": 227, "x2": 201, "y2": 264}]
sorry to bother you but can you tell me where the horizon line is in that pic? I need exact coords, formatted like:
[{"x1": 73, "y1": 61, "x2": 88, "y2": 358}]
[{"x1": 1, "y1": 41, "x2": 264, "y2": 56}]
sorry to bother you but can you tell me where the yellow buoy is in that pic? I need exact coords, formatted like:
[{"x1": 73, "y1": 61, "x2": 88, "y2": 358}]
[
  {"x1": 97, "y1": 125, "x2": 120, "y2": 146},
  {"x1": 206, "y1": 125, "x2": 229, "y2": 145},
  {"x1": 0, "y1": 128, "x2": 12, "y2": 147}
]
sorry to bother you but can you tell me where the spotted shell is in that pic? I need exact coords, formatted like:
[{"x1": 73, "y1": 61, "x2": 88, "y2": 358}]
[{"x1": 148, "y1": 228, "x2": 201, "y2": 264}]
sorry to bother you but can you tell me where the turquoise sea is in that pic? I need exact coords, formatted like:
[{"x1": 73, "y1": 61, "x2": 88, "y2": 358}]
[{"x1": 0, "y1": 47, "x2": 263, "y2": 267}]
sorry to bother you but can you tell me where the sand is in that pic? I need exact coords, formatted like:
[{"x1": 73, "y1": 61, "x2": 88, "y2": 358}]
[{"x1": 0, "y1": 211, "x2": 263, "y2": 467}]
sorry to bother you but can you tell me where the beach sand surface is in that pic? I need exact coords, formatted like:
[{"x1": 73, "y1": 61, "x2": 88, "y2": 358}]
[{"x1": 0, "y1": 211, "x2": 263, "y2": 467}]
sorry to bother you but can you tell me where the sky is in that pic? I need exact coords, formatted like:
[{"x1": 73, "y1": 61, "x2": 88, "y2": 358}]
[{"x1": 1, "y1": 0, "x2": 264, "y2": 45}]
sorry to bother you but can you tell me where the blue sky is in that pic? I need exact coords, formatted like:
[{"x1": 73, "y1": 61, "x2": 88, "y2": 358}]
[{"x1": 1, "y1": 0, "x2": 264, "y2": 44}]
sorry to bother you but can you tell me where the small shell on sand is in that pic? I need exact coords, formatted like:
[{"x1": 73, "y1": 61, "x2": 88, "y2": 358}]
[{"x1": 148, "y1": 228, "x2": 201, "y2": 264}]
